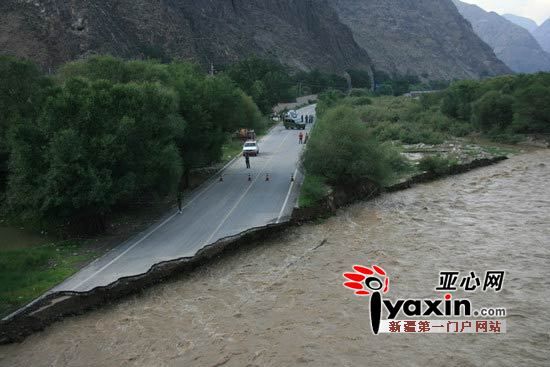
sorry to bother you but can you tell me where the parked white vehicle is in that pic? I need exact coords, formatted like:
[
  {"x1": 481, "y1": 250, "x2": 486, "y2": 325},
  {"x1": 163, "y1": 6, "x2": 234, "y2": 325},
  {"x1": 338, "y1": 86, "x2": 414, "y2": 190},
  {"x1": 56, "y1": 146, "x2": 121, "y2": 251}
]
[{"x1": 242, "y1": 140, "x2": 260, "y2": 156}]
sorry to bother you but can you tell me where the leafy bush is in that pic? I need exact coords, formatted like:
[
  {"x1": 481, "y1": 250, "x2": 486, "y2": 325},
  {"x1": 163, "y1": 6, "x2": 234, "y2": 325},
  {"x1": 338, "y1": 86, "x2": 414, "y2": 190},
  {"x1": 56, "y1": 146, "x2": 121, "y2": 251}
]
[
  {"x1": 418, "y1": 156, "x2": 458, "y2": 175},
  {"x1": 303, "y1": 106, "x2": 406, "y2": 187},
  {"x1": 472, "y1": 91, "x2": 514, "y2": 133},
  {"x1": 441, "y1": 80, "x2": 481, "y2": 121},
  {"x1": 350, "y1": 96, "x2": 373, "y2": 106},
  {"x1": 299, "y1": 175, "x2": 330, "y2": 208},
  {"x1": 512, "y1": 84, "x2": 550, "y2": 133},
  {"x1": 349, "y1": 88, "x2": 372, "y2": 97},
  {"x1": 316, "y1": 89, "x2": 346, "y2": 118}
]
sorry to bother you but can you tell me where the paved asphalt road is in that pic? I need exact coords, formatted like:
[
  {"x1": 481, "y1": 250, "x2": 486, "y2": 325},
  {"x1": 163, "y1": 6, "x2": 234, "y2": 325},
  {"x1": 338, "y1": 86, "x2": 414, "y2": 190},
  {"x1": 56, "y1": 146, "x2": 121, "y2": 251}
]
[{"x1": 51, "y1": 105, "x2": 316, "y2": 292}]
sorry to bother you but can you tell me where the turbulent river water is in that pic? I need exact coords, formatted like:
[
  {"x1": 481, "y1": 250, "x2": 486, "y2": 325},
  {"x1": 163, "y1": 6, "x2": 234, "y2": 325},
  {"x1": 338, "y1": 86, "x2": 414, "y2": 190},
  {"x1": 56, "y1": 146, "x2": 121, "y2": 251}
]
[{"x1": 0, "y1": 150, "x2": 549, "y2": 366}]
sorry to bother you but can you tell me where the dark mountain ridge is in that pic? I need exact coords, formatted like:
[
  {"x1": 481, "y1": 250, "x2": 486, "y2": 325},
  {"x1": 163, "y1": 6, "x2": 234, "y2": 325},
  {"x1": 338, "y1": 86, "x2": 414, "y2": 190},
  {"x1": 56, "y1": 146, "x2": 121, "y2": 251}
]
[
  {"x1": 1, "y1": 0, "x2": 511, "y2": 80},
  {"x1": 0, "y1": 0, "x2": 372, "y2": 73}
]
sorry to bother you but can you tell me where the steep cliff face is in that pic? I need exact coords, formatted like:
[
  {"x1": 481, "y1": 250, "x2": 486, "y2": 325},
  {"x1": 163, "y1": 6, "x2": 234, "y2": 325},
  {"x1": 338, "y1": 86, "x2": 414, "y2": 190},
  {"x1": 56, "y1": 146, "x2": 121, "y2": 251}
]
[
  {"x1": 331, "y1": 0, "x2": 511, "y2": 80},
  {"x1": 0, "y1": 0, "x2": 371, "y2": 73},
  {"x1": 453, "y1": 1, "x2": 550, "y2": 73},
  {"x1": 533, "y1": 20, "x2": 550, "y2": 54}
]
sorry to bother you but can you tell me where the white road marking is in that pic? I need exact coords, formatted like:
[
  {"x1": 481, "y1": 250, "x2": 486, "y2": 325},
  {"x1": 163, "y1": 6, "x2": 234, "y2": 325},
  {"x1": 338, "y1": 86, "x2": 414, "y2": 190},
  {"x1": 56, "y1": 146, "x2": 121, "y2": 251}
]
[
  {"x1": 71, "y1": 212, "x2": 179, "y2": 290},
  {"x1": 67, "y1": 107, "x2": 313, "y2": 291},
  {"x1": 277, "y1": 167, "x2": 299, "y2": 223},
  {"x1": 67, "y1": 129, "x2": 287, "y2": 290},
  {"x1": 203, "y1": 132, "x2": 291, "y2": 245}
]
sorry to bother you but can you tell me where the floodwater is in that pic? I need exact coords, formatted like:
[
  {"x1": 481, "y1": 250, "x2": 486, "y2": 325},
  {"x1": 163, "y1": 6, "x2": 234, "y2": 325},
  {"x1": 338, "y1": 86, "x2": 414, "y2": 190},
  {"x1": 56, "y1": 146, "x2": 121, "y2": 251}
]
[{"x1": 0, "y1": 150, "x2": 549, "y2": 366}]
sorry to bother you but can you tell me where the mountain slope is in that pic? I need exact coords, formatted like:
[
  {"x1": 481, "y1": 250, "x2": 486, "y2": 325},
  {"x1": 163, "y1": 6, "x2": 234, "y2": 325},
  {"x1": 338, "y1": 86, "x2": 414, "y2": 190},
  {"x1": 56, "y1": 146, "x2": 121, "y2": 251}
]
[
  {"x1": 331, "y1": 0, "x2": 510, "y2": 80},
  {"x1": 533, "y1": 20, "x2": 550, "y2": 53},
  {"x1": 0, "y1": 0, "x2": 372, "y2": 73},
  {"x1": 502, "y1": 14, "x2": 538, "y2": 33},
  {"x1": 453, "y1": 1, "x2": 550, "y2": 73}
]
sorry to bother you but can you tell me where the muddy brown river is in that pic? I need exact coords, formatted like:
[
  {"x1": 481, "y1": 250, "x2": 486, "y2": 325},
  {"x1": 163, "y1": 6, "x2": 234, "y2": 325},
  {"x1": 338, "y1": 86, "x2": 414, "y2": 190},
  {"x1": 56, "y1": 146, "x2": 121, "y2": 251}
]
[{"x1": 1, "y1": 150, "x2": 549, "y2": 366}]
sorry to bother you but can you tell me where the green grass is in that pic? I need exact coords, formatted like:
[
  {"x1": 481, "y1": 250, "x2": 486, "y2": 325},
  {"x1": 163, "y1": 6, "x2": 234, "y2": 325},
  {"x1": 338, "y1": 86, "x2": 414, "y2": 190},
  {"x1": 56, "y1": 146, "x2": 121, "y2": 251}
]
[
  {"x1": 298, "y1": 175, "x2": 330, "y2": 208},
  {"x1": 221, "y1": 139, "x2": 243, "y2": 164},
  {"x1": 0, "y1": 241, "x2": 95, "y2": 317}
]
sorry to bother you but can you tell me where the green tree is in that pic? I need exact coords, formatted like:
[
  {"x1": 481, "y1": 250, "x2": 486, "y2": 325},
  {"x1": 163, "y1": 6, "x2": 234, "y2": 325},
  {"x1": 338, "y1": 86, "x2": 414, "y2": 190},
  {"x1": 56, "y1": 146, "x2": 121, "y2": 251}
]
[
  {"x1": 303, "y1": 105, "x2": 401, "y2": 187},
  {"x1": 441, "y1": 80, "x2": 481, "y2": 121},
  {"x1": 7, "y1": 78, "x2": 183, "y2": 233},
  {"x1": 58, "y1": 56, "x2": 170, "y2": 85},
  {"x1": 0, "y1": 56, "x2": 51, "y2": 194},
  {"x1": 347, "y1": 69, "x2": 372, "y2": 89},
  {"x1": 512, "y1": 84, "x2": 550, "y2": 133},
  {"x1": 472, "y1": 91, "x2": 515, "y2": 132},
  {"x1": 226, "y1": 57, "x2": 293, "y2": 113}
]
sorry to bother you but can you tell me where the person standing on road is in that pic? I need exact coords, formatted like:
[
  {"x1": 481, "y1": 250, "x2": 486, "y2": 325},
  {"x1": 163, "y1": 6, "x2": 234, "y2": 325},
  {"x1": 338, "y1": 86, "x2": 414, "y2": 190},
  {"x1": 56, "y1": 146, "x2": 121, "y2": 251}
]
[
  {"x1": 177, "y1": 190, "x2": 183, "y2": 214},
  {"x1": 299, "y1": 131, "x2": 304, "y2": 144},
  {"x1": 304, "y1": 132, "x2": 309, "y2": 144},
  {"x1": 245, "y1": 152, "x2": 251, "y2": 169},
  {"x1": 301, "y1": 115, "x2": 304, "y2": 122}
]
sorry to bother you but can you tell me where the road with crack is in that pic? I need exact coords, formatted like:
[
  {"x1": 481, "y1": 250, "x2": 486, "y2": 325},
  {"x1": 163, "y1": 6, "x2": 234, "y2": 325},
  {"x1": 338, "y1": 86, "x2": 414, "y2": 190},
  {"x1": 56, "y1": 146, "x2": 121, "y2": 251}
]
[{"x1": 49, "y1": 104, "x2": 316, "y2": 293}]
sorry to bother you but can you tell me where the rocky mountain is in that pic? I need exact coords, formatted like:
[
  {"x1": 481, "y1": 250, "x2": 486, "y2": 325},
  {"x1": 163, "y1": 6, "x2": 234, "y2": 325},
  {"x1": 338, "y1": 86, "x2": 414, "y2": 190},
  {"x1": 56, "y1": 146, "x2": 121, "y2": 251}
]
[
  {"x1": 331, "y1": 0, "x2": 510, "y2": 80},
  {"x1": 1, "y1": 0, "x2": 513, "y2": 80},
  {"x1": 0, "y1": 0, "x2": 372, "y2": 73},
  {"x1": 453, "y1": 1, "x2": 550, "y2": 73},
  {"x1": 533, "y1": 20, "x2": 550, "y2": 53},
  {"x1": 502, "y1": 14, "x2": 539, "y2": 33}
]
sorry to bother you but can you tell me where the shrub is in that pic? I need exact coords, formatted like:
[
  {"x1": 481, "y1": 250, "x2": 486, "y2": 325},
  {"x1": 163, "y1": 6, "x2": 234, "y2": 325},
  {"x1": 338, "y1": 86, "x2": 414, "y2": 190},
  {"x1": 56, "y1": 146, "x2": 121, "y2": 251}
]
[
  {"x1": 512, "y1": 84, "x2": 550, "y2": 133},
  {"x1": 472, "y1": 91, "x2": 515, "y2": 133},
  {"x1": 418, "y1": 156, "x2": 457, "y2": 175},
  {"x1": 299, "y1": 175, "x2": 330, "y2": 208},
  {"x1": 351, "y1": 96, "x2": 373, "y2": 106},
  {"x1": 303, "y1": 105, "x2": 406, "y2": 187}
]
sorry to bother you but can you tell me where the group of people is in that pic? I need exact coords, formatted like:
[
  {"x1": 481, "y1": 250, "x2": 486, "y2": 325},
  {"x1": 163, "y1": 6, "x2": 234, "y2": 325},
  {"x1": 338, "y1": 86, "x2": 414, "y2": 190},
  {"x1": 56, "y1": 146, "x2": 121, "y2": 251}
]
[
  {"x1": 301, "y1": 115, "x2": 314, "y2": 124},
  {"x1": 298, "y1": 131, "x2": 309, "y2": 144}
]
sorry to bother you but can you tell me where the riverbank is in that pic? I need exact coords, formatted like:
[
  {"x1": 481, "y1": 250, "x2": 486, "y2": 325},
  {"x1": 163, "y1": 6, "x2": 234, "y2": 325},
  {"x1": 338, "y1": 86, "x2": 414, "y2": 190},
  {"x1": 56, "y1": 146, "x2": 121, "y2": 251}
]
[
  {"x1": 1, "y1": 148, "x2": 547, "y2": 366},
  {"x1": 0, "y1": 134, "x2": 260, "y2": 320},
  {"x1": 0, "y1": 149, "x2": 510, "y2": 344}
]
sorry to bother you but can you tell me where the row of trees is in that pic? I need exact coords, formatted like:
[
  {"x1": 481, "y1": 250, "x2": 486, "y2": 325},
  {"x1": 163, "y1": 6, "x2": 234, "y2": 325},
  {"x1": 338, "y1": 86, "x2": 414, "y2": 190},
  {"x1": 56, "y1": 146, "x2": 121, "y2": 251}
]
[
  {"x1": 0, "y1": 56, "x2": 265, "y2": 233},
  {"x1": 440, "y1": 73, "x2": 550, "y2": 136},
  {"x1": 225, "y1": 57, "x2": 363, "y2": 113}
]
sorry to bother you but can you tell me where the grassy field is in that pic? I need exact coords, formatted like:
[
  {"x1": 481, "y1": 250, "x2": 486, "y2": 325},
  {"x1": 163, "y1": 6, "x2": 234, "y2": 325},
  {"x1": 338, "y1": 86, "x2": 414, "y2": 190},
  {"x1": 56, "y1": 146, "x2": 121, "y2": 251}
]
[
  {"x1": 221, "y1": 139, "x2": 244, "y2": 164},
  {"x1": 0, "y1": 241, "x2": 96, "y2": 317}
]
